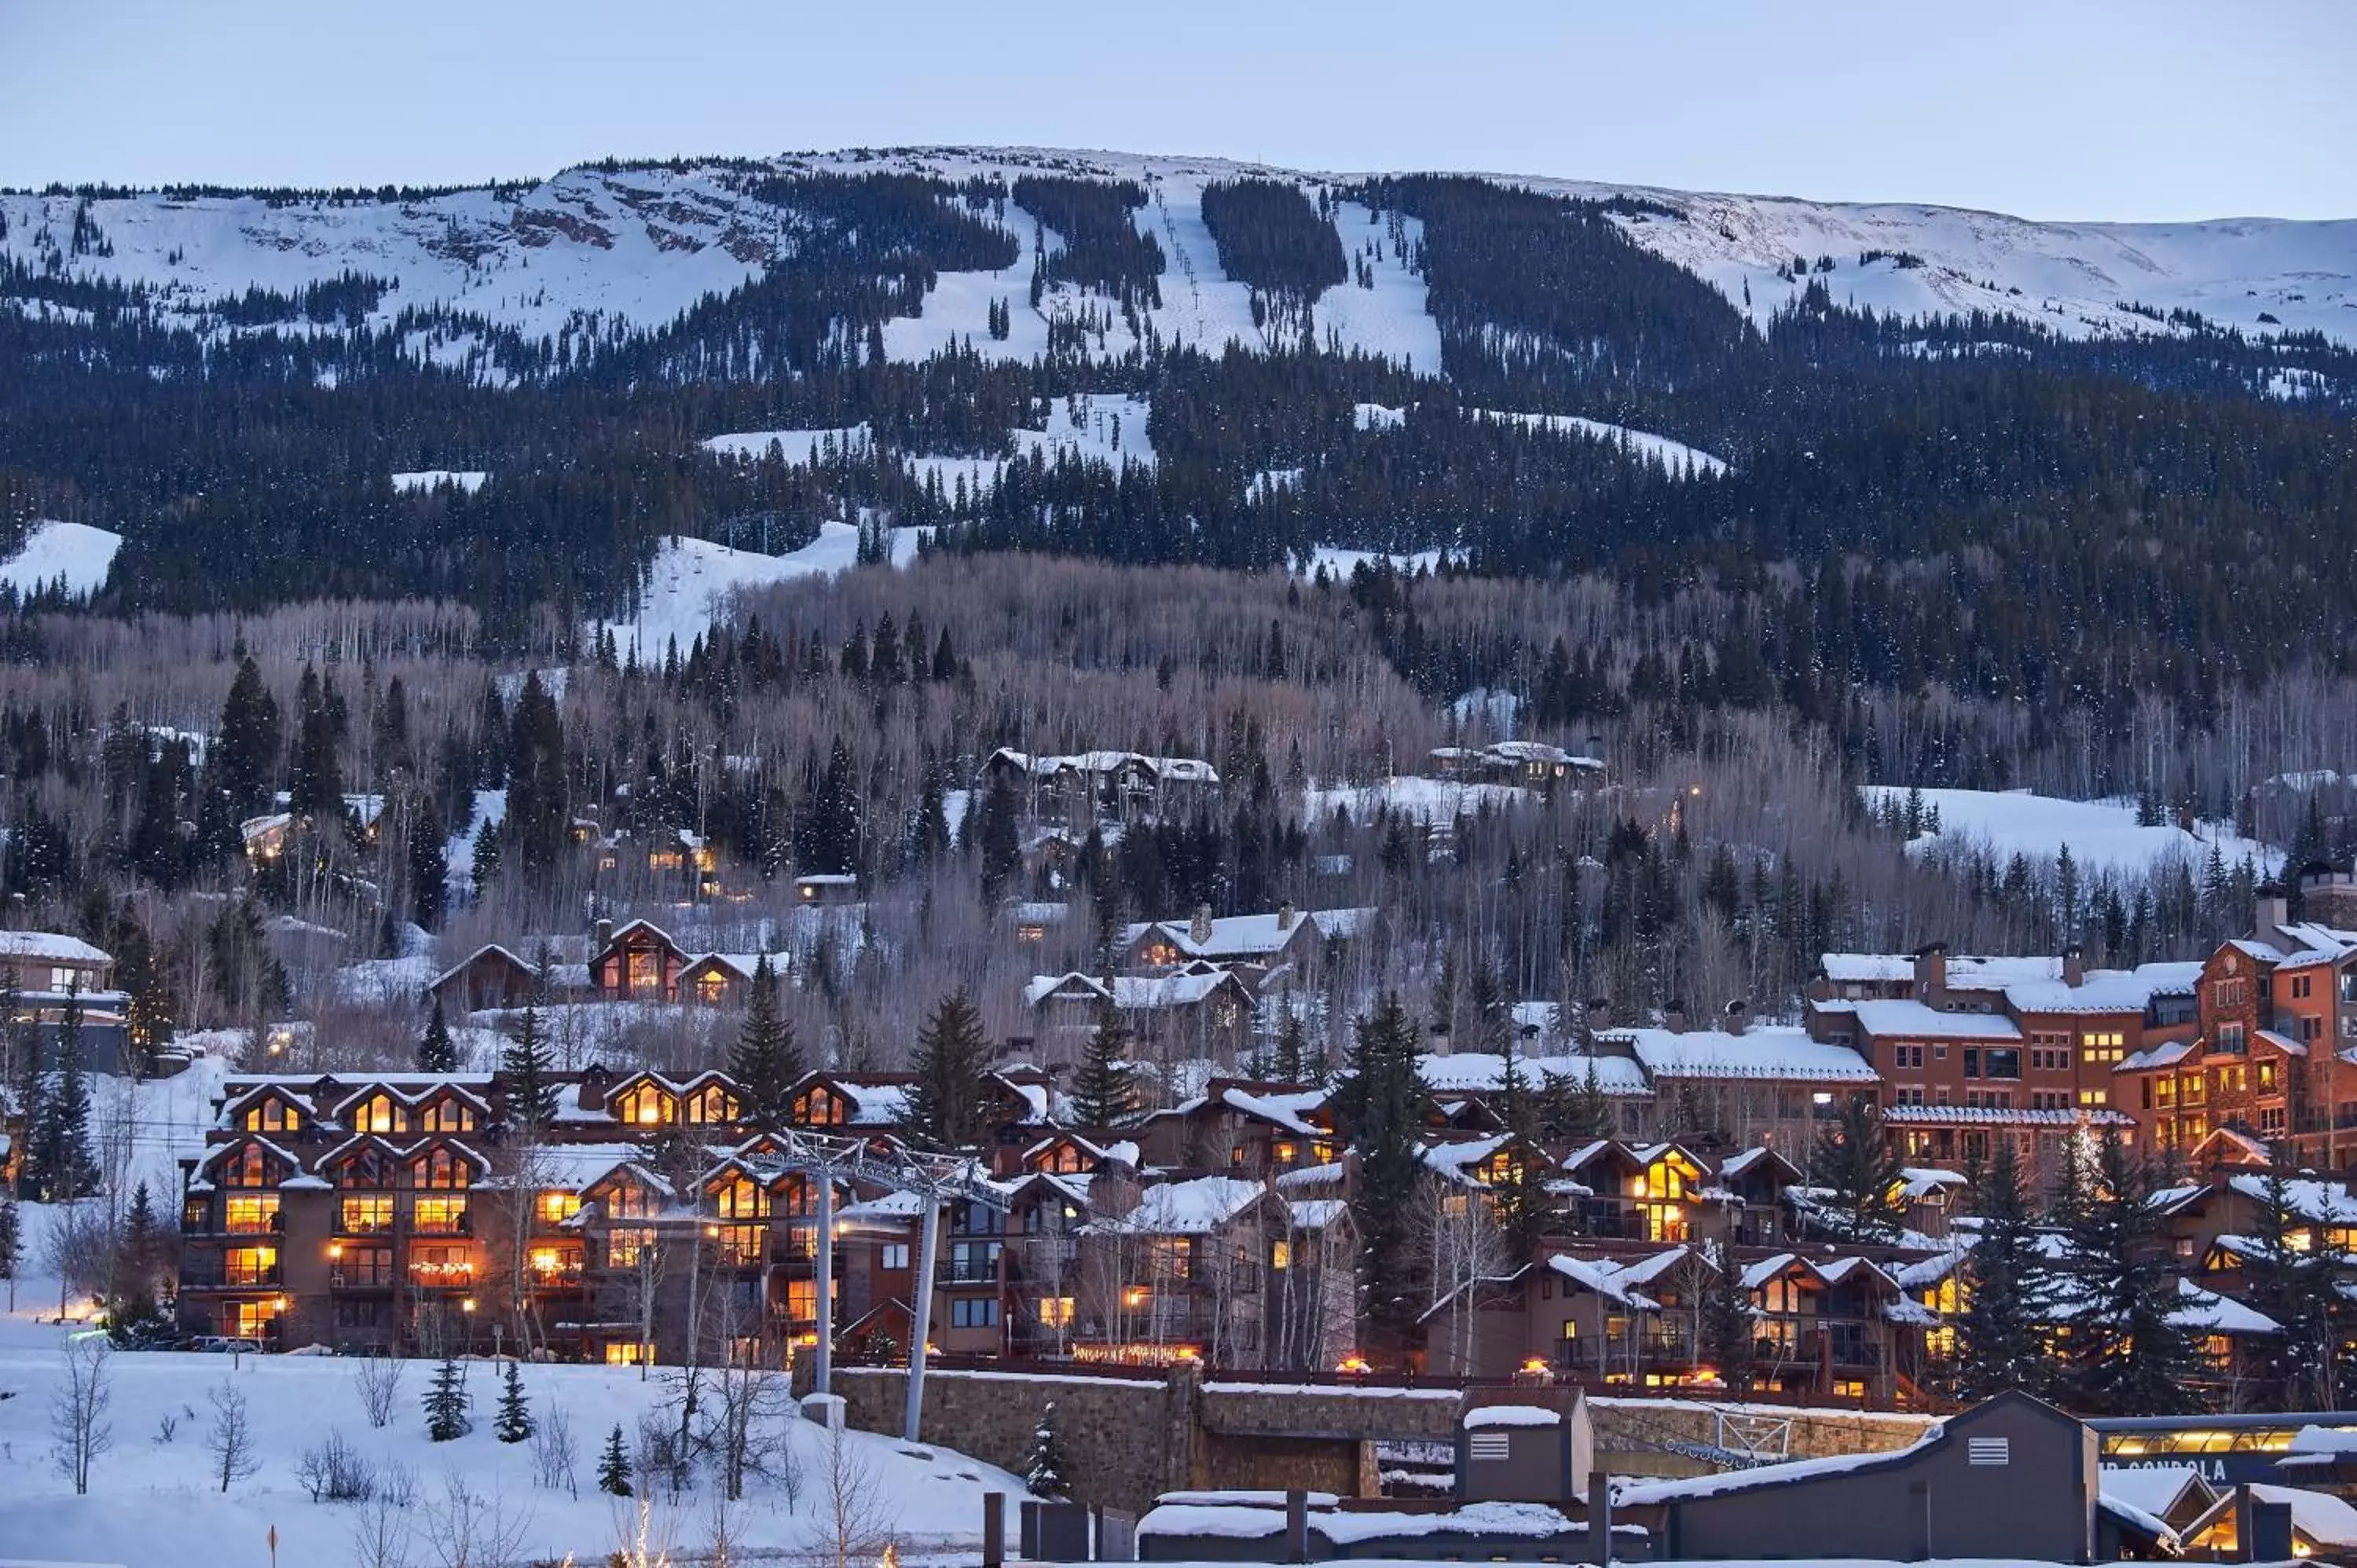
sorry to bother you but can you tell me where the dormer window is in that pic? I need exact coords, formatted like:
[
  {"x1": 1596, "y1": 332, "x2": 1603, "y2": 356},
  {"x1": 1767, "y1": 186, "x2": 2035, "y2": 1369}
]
[
  {"x1": 352, "y1": 1094, "x2": 406, "y2": 1135},
  {"x1": 618, "y1": 1083, "x2": 674, "y2": 1127}
]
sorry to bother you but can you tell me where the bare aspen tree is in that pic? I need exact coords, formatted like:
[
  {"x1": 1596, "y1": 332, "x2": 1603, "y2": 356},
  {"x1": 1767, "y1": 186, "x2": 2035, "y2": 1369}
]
[
  {"x1": 805, "y1": 1427, "x2": 897, "y2": 1568},
  {"x1": 49, "y1": 1335, "x2": 115, "y2": 1495},
  {"x1": 204, "y1": 1379, "x2": 258, "y2": 1491},
  {"x1": 417, "y1": 1471, "x2": 533, "y2": 1568},
  {"x1": 354, "y1": 1353, "x2": 406, "y2": 1428}
]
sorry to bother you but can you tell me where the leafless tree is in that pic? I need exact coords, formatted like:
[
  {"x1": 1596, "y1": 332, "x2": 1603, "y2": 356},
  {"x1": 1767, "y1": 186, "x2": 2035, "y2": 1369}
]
[
  {"x1": 346, "y1": 1487, "x2": 416, "y2": 1568},
  {"x1": 295, "y1": 1427, "x2": 377, "y2": 1502},
  {"x1": 354, "y1": 1353, "x2": 406, "y2": 1428},
  {"x1": 416, "y1": 1471, "x2": 533, "y2": 1568},
  {"x1": 204, "y1": 1379, "x2": 258, "y2": 1491},
  {"x1": 42, "y1": 1202, "x2": 114, "y2": 1320},
  {"x1": 706, "y1": 1287, "x2": 791, "y2": 1501},
  {"x1": 530, "y1": 1402, "x2": 579, "y2": 1497},
  {"x1": 1414, "y1": 1173, "x2": 1508, "y2": 1375},
  {"x1": 49, "y1": 1335, "x2": 114, "y2": 1494},
  {"x1": 804, "y1": 1428, "x2": 897, "y2": 1568}
]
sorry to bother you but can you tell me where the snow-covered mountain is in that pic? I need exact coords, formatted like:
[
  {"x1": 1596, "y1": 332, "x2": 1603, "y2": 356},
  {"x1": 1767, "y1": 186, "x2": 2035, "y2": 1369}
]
[{"x1": 5, "y1": 145, "x2": 2351, "y2": 373}]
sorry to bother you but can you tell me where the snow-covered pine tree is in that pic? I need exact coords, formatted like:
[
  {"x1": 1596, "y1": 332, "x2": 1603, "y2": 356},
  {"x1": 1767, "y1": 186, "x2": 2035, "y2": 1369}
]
[
  {"x1": 1069, "y1": 992, "x2": 1135, "y2": 1128},
  {"x1": 1697, "y1": 1237, "x2": 1758, "y2": 1394},
  {"x1": 1809, "y1": 1094, "x2": 1900, "y2": 1242},
  {"x1": 906, "y1": 989, "x2": 992, "y2": 1149},
  {"x1": 418, "y1": 995, "x2": 457, "y2": 1072},
  {"x1": 501, "y1": 1002, "x2": 558, "y2": 1130},
  {"x1": 1025, "y1": 1401, "x2": 1069, "y2": 1500},
  {"x1": 597, "y1": 1421, "x2": 633, "y2": 1496},
  {"x1": 1952, "y1": 1135, "x2": 2051, "y2": 1400},
  {"x1": 494, "y1": 1360, "x2": 534, "y2": 1442},
  {"x1": 2065, "y1": 1133, "x2": 2206, "y2": 1416},
  {"x1": 728, "y1": 954, "x2": 802, "y2": 1130},
  {"x1": 423, "y1": 1355, "x2": 472, "y2": 1440}
]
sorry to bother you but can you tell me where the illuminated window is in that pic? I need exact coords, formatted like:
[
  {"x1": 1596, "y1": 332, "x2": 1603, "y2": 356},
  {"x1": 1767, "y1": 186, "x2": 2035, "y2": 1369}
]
[
  {"x1": 1270, "y1": 1240, "x2": 1292, "y2": 1271},
  {"x1": 529, "y1": 1245, "x2": 581, "y2": 1280},
  {"x1": 688, "y1": 1086, "x2": 739, "y2": 1125},
  {"x1": 417, "y1": 1099, "x2": 475, "y2": 1133},
  {"x1": 352, "y1": 1095, "x2": 406, "y2": 1134},
  {"x1": 232, "y1": 1298, "x2": 282, "y2": 1337},
  {"x1": 412, "y1": 1196, "x2": 468, "y2": 1234},
  {"x1": 797, "y1": 1089, "x2": 846, "y2": 1127},
  {"x1": 222, "y1": 1145, "x2": 274, "y2": 1187},
  {"x1": 224, "y1": 1245, "x2": 278, "y2": 1286},
  {"x1": 1037, "y1": 1295, "x2": 1075, "y2": 1326},
  {"x1": 244, "y1": 1098, "x2": 302, "y2": 1133},
  {"x1": 415, "y1": 1148, "x2": 472, "y2": 1189},
  {"x1": 339, "y1": 1196, "x2": 394, "y2": 1234},
  {"x1": 628, "y1": 948, "x2": 663, "y2": 993},
  {"x1": 537, "y1": 1191, "x2": 583, "y2": 1226},
  {"x1": 621, "y1": 1084, "x2": 674, "y2": 1127},
  {"x1": 607, "y1": 1228, "x2": 652, "y2": 1268},
  {"x1": 225, "y1": 1195, "x2": 280, "y2": 1233},
  {"x1": 604, "y1": 1341, "x2": 647, "y2": 1365},
  {"x1": 716, "y1": 1178, "x2": 769, "y2": 1221}
]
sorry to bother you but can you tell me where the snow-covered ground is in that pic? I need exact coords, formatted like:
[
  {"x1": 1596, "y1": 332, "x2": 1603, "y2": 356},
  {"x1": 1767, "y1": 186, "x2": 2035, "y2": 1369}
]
[
  {"x1": 1860, "y1": 786, "x2": 2279, "y2": 880},
  {"x1": 1306, "y1": 776, "x2": 1532, "y2": 824},
  {"x1": 1, "y1": 519, "x2": 124, "y2": 599},
  {"x1": 1473, "y1": 410, "x2": 1729, "y2": 476},
  {"x1": 699, "y1": 424, "x2": 874, "y2": 463},
  {"x1": 597, "y1": 524, "x2": 928, "y2": 660},
  {"x1": 0, "y1": 1297, "x2": 1021, "y2": 1568},
  {"x1": 390, "y1": 470, "x2": 488, "y2": 494},
  {"x1": 11, "y1": 148, "x2": 2349, "y2": 372}
]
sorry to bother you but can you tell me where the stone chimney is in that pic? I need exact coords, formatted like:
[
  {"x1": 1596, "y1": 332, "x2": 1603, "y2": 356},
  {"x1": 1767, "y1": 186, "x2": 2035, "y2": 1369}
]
[
  {"x1": 1277, "y1": 901, "x2": 1298, "y2": 932},
  {"x1": 1663, "y1": 998, "x2": 1688, "y2": 1034},
  {"x1": 594, "y1": 917, "x2": 614, "y2": 951},
  {"x1": 1584, "y1": 996, "x2": 1612, "y2": 1031},
  {"x1": 1189, "y1": 903, "x2": 1214, "y2": 946},
  {"x1": 1724, "y1": 998, "x2": 1749, "y2": 1035},
  {"x1": 2254, "y1": 883, "x2": 2291, "y2": 950},
  {"x1": 2063, "y1": 943, "x2": 2085, "y2": 988},
  {"x1": 1912, "y1": 943, "x2": 1948, "y2": 1000},
  {"x1": 2304, "y1": 862, "x2": 2357, "y2": 930}
]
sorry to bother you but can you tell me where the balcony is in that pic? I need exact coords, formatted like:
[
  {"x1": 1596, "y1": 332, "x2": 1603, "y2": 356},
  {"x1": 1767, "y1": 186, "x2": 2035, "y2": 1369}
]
[
  {"x1": 409, "y1": 1261, "x2": 478, "y2": 1288},
  {"x1": 940, "y1": 1262, "x2": 1001, "y2": 1286},
  {"x1": 183, "y1": 1263, "x2": 282, "y2": 1291},
  {"x1": 410, "y1": 1214, "x2": 471, "y2": 1237}
]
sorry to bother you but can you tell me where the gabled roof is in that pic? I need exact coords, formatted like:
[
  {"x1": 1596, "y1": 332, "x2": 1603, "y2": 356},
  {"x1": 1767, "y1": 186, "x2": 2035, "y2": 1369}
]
[
  {"x1": 0, "y1": 930, "x2": 111, "y2": 965},
  {"x1": 1614, "y1": 1025, "x2": 1877, "y2": 1083},
  {"x1": 1084, "y1": 1175, "x2": 1266, "y2": 1236}
]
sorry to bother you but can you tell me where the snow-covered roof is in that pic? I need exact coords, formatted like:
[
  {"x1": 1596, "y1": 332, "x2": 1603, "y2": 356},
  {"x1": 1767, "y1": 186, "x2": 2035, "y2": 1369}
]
[
  {"x1": 1087, "y1": 1175, "x2": 1264, "y2": 1236},
  {"x1": 1884, "y1": 1104, "x2": 2135, "y2": 1127},
  {"x1": 2003, "y1": 961, "x2": 2207, "y2": 1013},
  {"x1": 2228, "y1": 1172, "x2": 2357, "y2": 1225},
  {"x1": 1417, "y1": 1050, "x2": 1651, "y2": 1097},
  {"x1": 2122, "y1": 1039, "x2": 2198, "y2": 1072},
  {"x1": 1615, "y1": 1424, "x2": 1940, "y2": 1507},
  {"x1": 1287, "y1": 1198, "x2": 1349, "y2": 1229},
  {"x1": 2244, "y1": 1485, "x2": 2357, "y2": 1550},
  {"x1": 993, "y1": 747, "x2": 1219, "y2": 785},
  {"x1": 0, "y1": 929, "x2": 110, "y2": 965},
  {"x1": 1844, "y1": 999, "x2": 2024, "y2": 1040},
  {"x1": 2100, "y1": 1463, "x2": 2216, "y2": 1520},
  {"x1": 1024, "y1": 970, "x2": 1243, "y2": 1009},
  {"x1": 1120, "y1": 907, "x2": 1365, "y2": 961},
  {"x1": 1820, "y1": 952, "x2": 2064, "y2": 988},
  {"x1": 1613, "y1": 1025, "x2": 1876, "y2": 1083},
  {"x1": 1547, "y1": 1253, "x2": 1662, "y2": 1310}
]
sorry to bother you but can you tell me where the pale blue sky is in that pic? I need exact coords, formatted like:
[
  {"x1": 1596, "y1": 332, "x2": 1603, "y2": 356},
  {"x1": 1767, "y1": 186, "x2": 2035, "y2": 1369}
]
[{"x1": 3, "y1": 0, "x2": 2350, "y2": 221}]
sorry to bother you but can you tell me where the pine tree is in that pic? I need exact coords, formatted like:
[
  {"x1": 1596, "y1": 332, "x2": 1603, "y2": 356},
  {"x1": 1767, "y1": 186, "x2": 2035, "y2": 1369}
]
[
  {"x1": 1271, "y1": 998, "x2": 1309, "y2": 1083},
  {"x1": 1024, "y1": 1401, "x2": 1069, "y2": 1500},
  {"x1": 907, "y1": 990, "x2": 992, "y2": 1149},
  {"x1": 1069, "y1": 992, "x2": 1135, "y2": 1128},
  {"x1": 1491, "y1": 1048, "x2": 1549, "y2": 1257},
  {"x1": 794, "y1": 737, "x2": 861, "y2": 876},
  {"x1": 729, "y1": 954, "x2": 802, "y2": 1130},
  {"x1": 501, "y1": 1002, "x2": 558, "y2": 1131},
  {"x1": 597, "y1": 1422, "x2": 633, "y2": 1496},
  {"x1": 504, "y1": 672, "x2": 568, "y2": 877},
  {"x1": 975, "y1": 774, "x2": 1021, "y2": 903},
  {"x1": 494, "y1": 1361, "x2": 534, "y2": 1443},
  {"x1": 2233, "y1": 1151, "x2": 2333, "y2": 1410},
  {"x1": 0, "y1": 1196, "x2": 18, "y2": 1310},
  {"x1": 1333, "y1": 995, "x2": 1425, "y2": 1339},
  {"x1": 1698, "y1": 1239, "x2": 1758, "y2": 1394},
  {"x1": 287, "y1": 662, "x2": 346, "y2": 816},
  {"x1": 28, "y1": 985, "x2": 99, "y2": 1201},
  {"x1": 418, "y1": 996, "x2": 458, "y2": 1072},
  {"x1": 215, "y1": 655, "x2": 280, "y2": 821},
  {"x1": 423, "y1": 1356, "x2": 472, "y2": 1441},
  {"x1": 1809, "y1": 1095, "x2": 1900, "y2": 1241},
  {"x1": 1952, "y1": 1136, "x2": 2052, "y2": 1400},
  {"x1": 409, "y1": 789, "x2": 448, "y2": 930},
  {"x1": 2066, "y1": 1134, "x2": 2207, "y2": 1416}
]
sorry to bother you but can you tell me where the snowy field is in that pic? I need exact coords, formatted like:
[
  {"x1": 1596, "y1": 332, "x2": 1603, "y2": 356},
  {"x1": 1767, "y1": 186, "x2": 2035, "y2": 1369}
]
[
  {"x1": 389, "y1": 470, "x2": 489, "y2": 495},
  {"x1": 1860, "y1": 786, "x2": 2278, "y2": 879},
  {"x1": 1472, "y1": 410, "x2": 1729, "y2": 476},
  {"x1": 1306, "y1": 776, "x2": 1533, "y2": 825},
  {"x1": 596, "y1": 524, "x2": 929, "y2": 661},
  {"x1": 1, "y1": 519, "x2": 124, "y2": 599},
  {"x1": 0, "y1": 1298, "x2": 1024, "y2": 1568},
  {"x1": 9, "y1": 148, "x2": 2350, "y2": 379}
]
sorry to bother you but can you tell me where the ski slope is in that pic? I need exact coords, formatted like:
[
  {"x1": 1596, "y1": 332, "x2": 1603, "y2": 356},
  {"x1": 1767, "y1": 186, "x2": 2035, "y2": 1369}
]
[
  {"x1": 598, "y1": 525, "x2": 928, "y2": 658},
  {"x1": 0, "y1": 520, "x2": 123, "y2": 599},
  {"x1": 1859, "y1": 786, "x2": 2279, "y2": 880},
  {"x1": 5, "y1": 145, "x2": 2350, "y2": 378}
]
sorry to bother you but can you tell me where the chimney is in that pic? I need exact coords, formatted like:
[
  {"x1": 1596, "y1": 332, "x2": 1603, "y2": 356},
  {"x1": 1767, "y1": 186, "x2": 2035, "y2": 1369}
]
[
  {"x1": 2254, "y1": 883, "x2": 2290, "y2": 949},
  {"x1": 1912, "y1": 943, "x2": 1948, "y2": 999},
  {"x1": 1190, "y1": 903, "x2": 1214, "y2": 947},
  {"x1": 2062, "y1": 943, "x2": 2085, "y2": 987},
  {"x1": 1584, "y1": 996, "x2": 1612, "y2": 1031},
  {"x1": 1663, "y1": 998, "x2": 1688, "y2": 1034},
  {"x1": 1724, "y1": 998, "x2": 1748, "y2": 1034},
  {"x1": 1277, "y1": 901, "x2": 1298, "y2": 932},
  {"x1": 594, "y1": 917, "x2": 614, "y2": 951}
]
